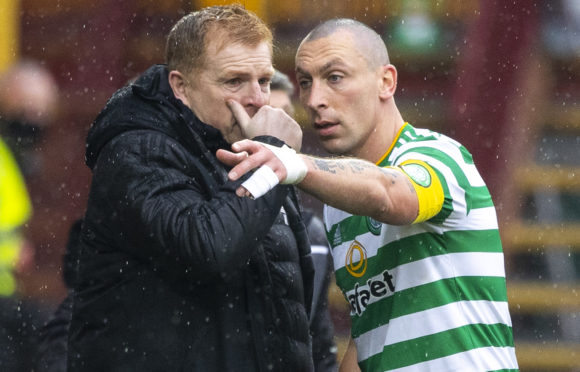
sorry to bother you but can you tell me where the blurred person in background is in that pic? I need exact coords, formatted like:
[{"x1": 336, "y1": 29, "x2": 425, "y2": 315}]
[
  {"x1": 68, "y1": 5, "x2": 315, "y2": 371},
  {"x1": 218, "y1": 18, "x2": 518, "y2": 372},
  {"x1": 0, "y1": 106, "x2": 36, "y2": 372},
  {"x1": 0, "y1": 61, "x2": 58, "y2": 179},
  {"x1": 269, "y1": 70, "x2": 297, "y2": 117},
  {"x1": 0, "y1": 61, "x2": 57, "y2": 372},
  {"x1": 271, "y1": 69, "x2": 338, "y2": 372}
]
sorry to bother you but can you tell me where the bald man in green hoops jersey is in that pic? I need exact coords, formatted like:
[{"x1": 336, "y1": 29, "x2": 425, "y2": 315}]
[{"x1": 218, "y1": 18, "x2": 518, "y2": 372}]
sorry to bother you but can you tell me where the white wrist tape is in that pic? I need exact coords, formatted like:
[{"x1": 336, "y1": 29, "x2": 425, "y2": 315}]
[
  {"x1": 241, "y1": 165, "x2": 279, "y2": 199},
  {"x1": 261, "y1": 143, "x2": 307, "y2": 185},
  {"x1": 239, "y1": 142, "x2": 308, "y2": 199}
]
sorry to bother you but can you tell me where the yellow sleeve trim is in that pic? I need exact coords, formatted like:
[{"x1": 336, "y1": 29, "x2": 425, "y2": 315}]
[{"x1": 397, "y1": 159, "x2": 444, "y2": 224}]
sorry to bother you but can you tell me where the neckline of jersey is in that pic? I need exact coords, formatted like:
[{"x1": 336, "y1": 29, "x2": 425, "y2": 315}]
[{"x1": 375, "y1": 122, "x2": 409, "y2": 166}]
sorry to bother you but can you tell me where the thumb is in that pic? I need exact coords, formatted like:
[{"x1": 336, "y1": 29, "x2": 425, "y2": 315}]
[{"x1": 227, "y1": 100, "x2": 251, "y2": 132}]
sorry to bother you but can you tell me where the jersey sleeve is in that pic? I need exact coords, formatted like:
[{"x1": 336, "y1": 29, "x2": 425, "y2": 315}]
[{"x1": 386, "y1": 127, "x2": 492, "y2": 226}]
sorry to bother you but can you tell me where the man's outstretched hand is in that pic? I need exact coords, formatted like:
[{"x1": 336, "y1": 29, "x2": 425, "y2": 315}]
[
  {"x1": 217, "y1": 139, "x2": 307, "y2": 199},
  {"x1": 217, "y1": 140, "x2": 287, "y2": 198}
]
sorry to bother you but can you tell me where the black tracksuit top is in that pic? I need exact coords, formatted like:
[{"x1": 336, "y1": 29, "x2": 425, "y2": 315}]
[{"x1": 67, "y1": 65, "x2": 315, "y2": 372}]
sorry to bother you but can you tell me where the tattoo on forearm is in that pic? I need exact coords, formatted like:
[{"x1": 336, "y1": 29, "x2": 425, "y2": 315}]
[
  {"x1": 347, "y1": 160, "x2": 374, "y2": 174},
  {"x1": 313, "y1": 157, "x2": 383, "y2": 176},
  {"x1": 313, "y1": 158, "x2": 339, "y2": 174}
]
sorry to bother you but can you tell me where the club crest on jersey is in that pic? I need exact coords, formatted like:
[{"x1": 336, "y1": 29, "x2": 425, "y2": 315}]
[
  {"x1": 401, "y1": 163, "x2": 431, "y2": 187},
  {"x1": 365, "y1": 217, "x2": 382, "y2": 235},
  {"x1": 345, "y1": 240, "x2": 368, "y2": 278}
]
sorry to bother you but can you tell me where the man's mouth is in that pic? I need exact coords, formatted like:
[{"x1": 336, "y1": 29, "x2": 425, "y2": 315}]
[{"x1": 314, "y1": 120, "x2": 338, "y2": 137}]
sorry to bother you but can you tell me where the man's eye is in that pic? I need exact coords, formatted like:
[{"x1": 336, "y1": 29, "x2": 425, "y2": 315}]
[
  {"x1": 259, "y1": 77, "x2": 271, "y2": 86},
  {"x1": 226, "y1": 78, "x2": 242, "y2": 87},
  {"x1": 328, "y1": 74, "x2": 342, "y2": 83},
  {"x1": 299, "y1": 80, "x2": 312, "y2": 89}
]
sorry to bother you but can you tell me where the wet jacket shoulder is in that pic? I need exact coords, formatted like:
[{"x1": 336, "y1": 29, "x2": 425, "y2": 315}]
[{"x1": 68, "y1": 65, "x2": 314, "y2": 372}]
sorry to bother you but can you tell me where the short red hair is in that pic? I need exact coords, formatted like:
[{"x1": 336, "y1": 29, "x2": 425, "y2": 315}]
[{"x1": 165, "y1": 4, "x2": 273, "y2": 74}]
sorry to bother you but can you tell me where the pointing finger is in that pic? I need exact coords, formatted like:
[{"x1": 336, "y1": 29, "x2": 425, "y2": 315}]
[
  {"x1": 216, "y1": 149, "x2": 248, "y2": 167},
  {"x1": 226, "y1": 100, "x2": 251, "y2": 132},
  {"x1": 231, "y1": 139, "x2": 262, "y2": 153}
]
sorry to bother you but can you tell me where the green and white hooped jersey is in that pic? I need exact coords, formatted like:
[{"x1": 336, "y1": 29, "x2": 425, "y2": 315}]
[{"x1": 324, "y1": 124, "x2": 518, "y2": 371}]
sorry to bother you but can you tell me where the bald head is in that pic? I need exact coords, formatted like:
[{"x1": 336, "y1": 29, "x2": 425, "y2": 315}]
[
  {"x1": 0, "y1": 61, "x2": 58, "y2": 126},
  {"x1": 300, "y1": 18, "x2": 389, "y2": 69}
]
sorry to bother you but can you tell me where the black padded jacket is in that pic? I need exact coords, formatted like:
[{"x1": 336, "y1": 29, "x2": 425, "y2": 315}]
[{"x1": 67, "y1": 65, "x2": 315, "y2": 372}]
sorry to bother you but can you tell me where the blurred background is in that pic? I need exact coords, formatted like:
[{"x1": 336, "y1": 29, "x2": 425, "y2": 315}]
[{"x1": 0, "y1": 0, "x2": 578, "y2": 370}]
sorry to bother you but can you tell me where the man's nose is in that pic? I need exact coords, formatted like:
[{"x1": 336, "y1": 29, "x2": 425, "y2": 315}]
[
  {"x1": 242, "y1": 81, "x2": 268, "y2": 114},
  {"x1": 304, "y1": 80, "x2": 327, "y2": 111}
]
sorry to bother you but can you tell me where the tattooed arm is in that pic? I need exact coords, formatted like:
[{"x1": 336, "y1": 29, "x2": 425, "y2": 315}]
[
  {"x1": 217, "y1": 139, "x2": 418, "y2": 225},
  {"x1": 298, "y1": 155, "x2": 418, "y2": 225}
]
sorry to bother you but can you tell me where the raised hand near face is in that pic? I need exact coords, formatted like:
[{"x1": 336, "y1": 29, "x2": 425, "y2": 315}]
[{"x1": 227, "y1": 99, "x2": 303, "y2": 151}]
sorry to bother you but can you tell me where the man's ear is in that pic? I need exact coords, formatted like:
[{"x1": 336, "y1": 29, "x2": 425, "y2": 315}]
[
  {"x1": 168, "y1": 70, "x2": 190, "y2": 108},
  {"x1": 378, "y1": 64, "x2": 397, "y2": 100}
]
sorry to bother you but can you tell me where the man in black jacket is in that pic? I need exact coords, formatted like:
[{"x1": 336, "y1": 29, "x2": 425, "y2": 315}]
[{"x1": 68, "y1": 5, "x2": 315, "y2": 371}]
